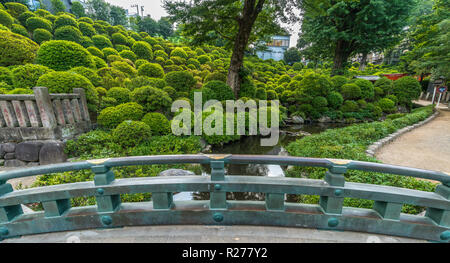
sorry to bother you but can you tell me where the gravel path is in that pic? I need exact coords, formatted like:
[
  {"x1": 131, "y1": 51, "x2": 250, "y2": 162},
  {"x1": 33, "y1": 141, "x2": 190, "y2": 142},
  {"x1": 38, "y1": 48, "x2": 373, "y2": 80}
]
[{"x1": 376, "y1": 109, "x2": 450, "y2": 174}]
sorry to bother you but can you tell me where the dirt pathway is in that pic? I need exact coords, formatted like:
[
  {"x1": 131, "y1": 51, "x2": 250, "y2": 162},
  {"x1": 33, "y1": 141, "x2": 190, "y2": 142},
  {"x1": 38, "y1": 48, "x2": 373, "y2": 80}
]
[{"x1": 376, "y1": 109, "x2": 450, "y2": 174}]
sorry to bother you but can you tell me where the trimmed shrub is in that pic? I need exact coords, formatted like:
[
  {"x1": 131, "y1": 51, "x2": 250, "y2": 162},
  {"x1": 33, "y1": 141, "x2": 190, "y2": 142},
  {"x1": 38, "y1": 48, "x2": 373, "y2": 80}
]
[
  {"x1": 114, "y1": 44, "x2": 130, "y2": 52},
  {"x1": 375, "y1": 77, "x2": 394, "y2": 95},
  {"x1": 0, "y1": 67, "x2": 12, "y2": 85},
  {"x1": 33, "y1": 28, "x2": 52, "y2": 44},
  {"x1": 106, "y1": 87, "x2": 130, "y2": 105},
  {"x1": 267, "y1": 90, "x2": 278, "y2": 100},
  {"x1": 239, "y1": 78, "x2": 256, "y2": 98},
  {"x1": 187, "y1": 58, "x2": 200, "y2": 69},
  {"x1": 11, "y1": 64, "x2": 53, "y2": 89},
  {"x1": 163, "y1": 86, "x2": 177, "y2": 99},
  {"x1": 378, "y1": 98, "x2": 396, "y2": 113},
  {"x1": 54, "y1": 25, "x2": 83, "y2": 43},
  {"x1": 295, "y1": 73, "x2": 332, "y2": 98},
  {"x1": 112, "y1": 121, "x2": 151, "y2": 148},
  {"x1": 0, "y1": 30, "x2": 39, "y2": 66},
  {"x1": 87, "y1": 46, "x2": 104, "y2": 58},
  {"x1": 102, "y1": 47, "x2": 119, "y2": 57},
  {"x1": 141, "y1": 112, "x2": 171, "y2": 135},
  {"x1": 35, "y1": 9, "x2": 52, "y2": 17},
  {"x1": 354, "y1": 79, "x2": 375, "y2": 100},
  {"x1": 68, "y1": 66, "x2": 102, "y2": 86},
  {"x1": 125, "y1": 76, "x2": 167, "y2": 91},
  {"x1": 170, "y1": 56, "x2": 185, "y2": 65},
  {"x1": 4, "y1": 2, "x2": 28, "y2": 18},
  {"x1": 341, "y1": 100, "x2": 359, "y2": 112},
  {"x1": 255, "y1": 88, "x2": 267, "y2": 100},
  {"x1": 202, "y1": 81, "x2": 234, "y2": 102},
  {"x1": 331, "y1": 75, "x2": 348, "y2": 91},
  {"x1": 132, "y1": 41, "x2": 153, "y2": 60},
  {"x1": 97, "y1": 67, "x2": 126, "y2": 90},
  {"x1": 111, "y1": 32, "x2": 128, "y2": 46},
  {"x1": 36, "y1": 71, "x2": 98, "y2": 112},
  {"x1": 97, "y1": 102, "x2": 144, "y2": 129},
  {"x1": 111, "y1": 61, "x2": 137, "y2": 77},
  {"x1": 130, "y1": 86, "x2": 172, "y2": 112},
  {"x1": 54, "y1": 14, "x2": 78, "y2": 29},
  {"x1": 93, "y1": 56, "x2": 107, "y2": 68},
  {"x1": 8, "y1": 88, "x2": 33, "y2": 94},
  {"x1": 92, "y1": 35, "x2": 113, "y2": 50},
  {"x1": 36, "y1": 40, "x2": 95, "y2": 71},
  {"x1": 138, "y1": 63, "x2": 164, "y2": 79},
  {"x1": 341, "y1": 83, "x2": 362, "y2": 100},
  {"x1": 164, "y1": 71, "x2": 196, "y2": 93},
  {"x1": 119, "y1": 50, "x2": 136, "y2": 62},
  {"x1": 154, "y1": 50, "x2": 168, "y2": 60},
  {"x1": 0, "y1": 9, "x2": 13, "y2": 28},
  {"x1": 78, "y1": 22, "x2": 96, "y2": 37},
  {"x1": 11, "y1": 23, "x2": 28, "y2": 37},
  {"x1": 204, "y1": 72, "x2": 227, "y2": 83},
  {"x1": 170, "y1": 47, "x2": 188, "y2": 59},
  {"x1": 393, "y1": 77, "x2": 422, "y2": 106},
  {"x1": 198, "y1": 55, "x2": 211, "y2": 65},
  {"x1": 18, "y1": 11, "x2": 35, "y2": 26},
  {"x1": 292, "y1": 62, "x2": 304, "y2": 71},
  {"x1": 327, "y1": 91, "x2": 344, "y2": 109},
  {"x1": 312, "y1": 96, "x2": 328, "y2": 108}
]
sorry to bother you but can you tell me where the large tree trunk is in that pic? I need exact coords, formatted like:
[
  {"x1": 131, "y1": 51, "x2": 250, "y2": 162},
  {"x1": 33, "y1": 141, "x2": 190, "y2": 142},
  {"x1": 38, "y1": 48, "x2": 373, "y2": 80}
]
[
  {"x1": 332, "y1": 40, "x2": 351, "y2": 76},
  {"x1": 227, "y1": 0, "x2": 265, "y2": 98}
]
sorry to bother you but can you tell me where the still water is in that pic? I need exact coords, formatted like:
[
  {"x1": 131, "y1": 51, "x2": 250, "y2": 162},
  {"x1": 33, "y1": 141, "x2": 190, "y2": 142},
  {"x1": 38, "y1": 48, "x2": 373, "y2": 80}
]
[{"x1": 173, "y1": 123, "x2": 347, "y2": 201}]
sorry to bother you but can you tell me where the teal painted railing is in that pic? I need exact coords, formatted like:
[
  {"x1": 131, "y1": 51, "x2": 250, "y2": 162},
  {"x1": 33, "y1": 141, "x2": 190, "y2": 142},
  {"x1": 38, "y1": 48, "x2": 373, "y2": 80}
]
[{"x1": 0, "y1": 154, "x2": 449, "y2": 242}]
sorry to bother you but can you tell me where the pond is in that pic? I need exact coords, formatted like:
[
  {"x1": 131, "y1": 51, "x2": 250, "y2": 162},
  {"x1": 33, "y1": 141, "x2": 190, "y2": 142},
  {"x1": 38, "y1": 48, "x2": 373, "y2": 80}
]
[{"x1": 173, "y1": 123, "x2": 348, "y2": 202}]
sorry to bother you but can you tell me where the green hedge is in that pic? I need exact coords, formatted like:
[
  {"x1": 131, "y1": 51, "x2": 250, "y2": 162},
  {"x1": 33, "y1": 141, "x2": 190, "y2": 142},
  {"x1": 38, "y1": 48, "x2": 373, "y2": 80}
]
[
  {"x1": 11, "y1": 64, "x2": 53, "y2": 89},
  {"x1": 130, "y1": 86, "x2": 172, "y2": 112},
  {"x1": 36, "y1": 40, "x2": 95, "y2": 71},
  {"x1": 0, "y1": 30, "x2": 39, "y2": 66}
]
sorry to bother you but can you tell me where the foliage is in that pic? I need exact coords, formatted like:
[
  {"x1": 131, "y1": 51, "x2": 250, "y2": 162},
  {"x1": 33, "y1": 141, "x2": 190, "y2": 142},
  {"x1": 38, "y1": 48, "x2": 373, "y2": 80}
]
[
  {"x1": 4, "y1": 2, "x2": 28, "y2": 18},
  {"x1": 374, "y1": 77, "x2": 394, "y2": 95},
  {"x1": 201, "y1": 80, "x2": 235, "y2": 102},
  {"x1": 54, "y1": 25, "x2": 83, "y2": 43},
  {"x1": 105, "y1": 86, "x2": 130, "y2": 105},
  {"x1": 92, "y1": 34, "x2": 112, "y2": 50},
  {"x1": 32, "y1": 28, "x2": 52, "y2": 44},
  {"x1": 393, "y1": 76, "x2": 422, "y2": 107},
  {"x1": 0, "y1": 29, "x2": 39, "y2": 66},
  {"x1": 164, "y1": 70, "x2": 195, "y2": 93},
  {"x1": 36, "y1": 40, "x2": 95, "y2": 71},
  {"x1": 354, "y1": 79, "x2": 375, "y2": 100},
  {"x1": 54, "y1": 14, "x2": 77, "y2": 29},
  {"x1": 141, "y1": 112, "x2": 171, "y2": 136},
  {"x1": 130, "y1": 86, "x2": 172, "y2": 113},
  {"x1": 11, "y1": 64, "x2": 53, "y2": 89},
  {"x1": 377, "y1": 98, "x2": 396, "y2": 113},
  {"x1": 340, "y1": 83, "x2": 362, "y2": 100},
  {"x1": 132, "y1": 41, "x2": 153, "y2": 60},
  {"x1": 0, "y1": 9, "x2": 13, "y2": 28},
  {"x1": 138, "y1": 62, "x2": 164, "y2": 79},
  {"x1": 68, "y1": 66, "x2": 102, "y2": 87},
  {"x1": 112, "y1": 120, "x2": 152, "y2": 148}
]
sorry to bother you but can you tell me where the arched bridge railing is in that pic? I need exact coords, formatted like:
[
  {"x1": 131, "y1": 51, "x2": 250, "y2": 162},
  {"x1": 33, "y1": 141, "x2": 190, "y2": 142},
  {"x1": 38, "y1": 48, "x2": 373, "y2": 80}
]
[{"x1": 0, "y1": 154, "x2": 449, "y2": 242}]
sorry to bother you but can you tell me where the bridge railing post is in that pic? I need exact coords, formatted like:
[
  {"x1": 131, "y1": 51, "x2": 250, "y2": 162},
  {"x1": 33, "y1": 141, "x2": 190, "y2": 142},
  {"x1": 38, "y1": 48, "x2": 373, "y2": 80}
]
[
  {"x1": 91, "y1": 163, "x2": 121, "y2": 213},
  {"x1": 0, "y1": 181, "x2": 23, "y2": 223},
  {"x1": 426, "y1": 184, "x2": 450, "y2": 227},
  {"x1": 319, "y1": 163, "x2": 347, "y2": 215},
  {"x1": 209, "y1": 159, "x2": 227, "y2": 210}
]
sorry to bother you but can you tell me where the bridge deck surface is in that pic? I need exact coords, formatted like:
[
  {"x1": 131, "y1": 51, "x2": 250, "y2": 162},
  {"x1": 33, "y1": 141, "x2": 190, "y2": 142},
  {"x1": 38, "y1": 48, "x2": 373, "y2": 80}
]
[{"x1": 1, "y1": 225, "x2": 427, "y2": 243}]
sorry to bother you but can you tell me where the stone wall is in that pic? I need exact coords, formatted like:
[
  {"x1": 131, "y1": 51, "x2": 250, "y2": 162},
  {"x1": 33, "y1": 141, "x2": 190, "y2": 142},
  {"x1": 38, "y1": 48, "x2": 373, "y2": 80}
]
[{"x1": 0, "y1": 141, "x2": 67, "y2": 168}]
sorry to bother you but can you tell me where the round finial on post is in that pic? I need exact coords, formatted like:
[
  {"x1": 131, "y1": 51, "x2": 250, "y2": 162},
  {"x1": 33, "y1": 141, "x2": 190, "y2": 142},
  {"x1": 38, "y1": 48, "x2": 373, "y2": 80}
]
[
  {"x1": 101, "y1": 215, "x2": 112, "y2": 226},
  {"x1": 0, "y1": 226, "x2": 9, "y2": 236},
  {"x1": 334, "y1": 189, "x2": 343, "y2": 196},
  {"x1": 440, "y1": 231, "x2": 450, "y2": 241},
  {"x1": 213, "y1": 213, "x2": 224, "y2": 222},
  {"x1": 97, "y1": 188, "x2": 104, "y2": 195},
  {"x1": 214, "y1": 184, "x2": 222, "y2": 191},
  {"x1": 328, "y1": 217, "x2": 339, "y2": 227}
]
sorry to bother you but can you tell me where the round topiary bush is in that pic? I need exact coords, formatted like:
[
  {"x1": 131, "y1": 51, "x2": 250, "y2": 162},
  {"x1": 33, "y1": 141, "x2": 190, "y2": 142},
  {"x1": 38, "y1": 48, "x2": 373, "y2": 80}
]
[
  {"x1": 141, "y1": 112, "x2": 171, "y2": 135},
  {"x1": 119, "y1": 50, "x2": 137, "y2": 62},
  {"x1": 154, "y1": 50, "x2": 168, "y2": 60},
  {"x1": 26, "y1": 16, "x2": 52, "y2": 32},
  {"x1": 138, "y1": 63, "x2": 164, "y2": 79},
  {"x1": 331, "y1": 75, "x2": 348, "y2": 91},
  {"x1": 204, "y1": 72, "x2": 227, "y2": 83},
  {"x1": 33, "y1": 28, "x2": 52, "y2": 44},
  {"x1": 87, "y1": 46, "x2": 104, "y2": 58},
  {"x1": 68, "y1": 66, "x2": 102, "y2": 86},
  {"x1": 11, "y1": 64, "x2": 53, "y2": 90},
  {"x1": 375, "y1": 77, "x2": 394, "y2": 95},
  {"x1": 341, "y1": 100, "x2": 359, "y2": 113},
  {"x1": 0, "y1": 9, "x2": 13, "y2": 28},
  {"x1": 130, "y1": 86, "x2": 172, "y2": 112},
  {"x1": 255, "y1": 87, "x2": 267, "y2": 100},
  {"x1": 0, "y1": 67, "x2": 13, "y2": 86},
  {"x1": 202, "y1": 81, "x2": 234, "y2": 102},
  {"x1": 106, "y1": 87, "x2": 130, "y2": 105},
  {"x1": 4, "y1": 2, "x2": 28, "y2": 18},
  {"x1": 267, "y1": 90, "x2": 278, "y2": 100},
  {"x1": 54, "y1": 14, "x2": 78, "y2": 29},
  {"x1": 111, "y1": 61, "x2": 137, "y2": 78},
  {"x1": 164, "y1": 71, "x2": 196, "y2": 93},
  {"x1": 97, "y1": 67, "x2": 125, "y2": 90},
  {"x1": 198, "y1": 55, "x2": 211, "y2": 65},
  {"x1": 340, "y1": 83, "x2": 362, "y2": 100},
  {"x1": 36, "y1": 40, "x2": 95, "y2": 71},
  {"x1": 92, "y1": 35, "x2": 113, "y2": 50},
  {"x1": 292, "y1": 62, "x2": 304, "y2": 71},
  {"x1": 112, "y1": 120, "x2": 151, "y2": 148},
  {"x1": 354, "y1": 79, "x2": 375, "y2": 100},
  {"x1": 0, "y1": 30, "x2": 39, "y2": 66},
  {"x1": 377, "y1": 98, "x2": 396, "y2": 113},
  {"x1": 111, "y1": 32, "x2": 128, "y2": 46},
  {"x1": 132, "y1": 41, "x2": 153, "y2": 60},
  {"x1": 124, "y1": 76, "x2": 167, "y2": 91},
  {"x1": 393, "y1": 76, "x2": 422, "y2": 106},
  {"x1": 78, "y1": 21, "x2": 96, "y2": 37},
  {"x1": 93, "y1": 56, "x2": 107, "y2": 69},
  {"x1": 239, "y1": 78, "x2": 256, "y2": 98},
  {"x1": 54, "y1": 25, "x2": 83, "y2": 43},
  {"x1": 36, "y1": 71, "x2": 98, "y2": 112},
  {"x1": 327, "y1": 91, "x2": 344, "y2": 109},
  {"x1": 11, "y1": 23, "x2": 28, "y2": 37},
  {"x1": 312, "y1": 96, "x2": 328, "y2": 108},
  {"x1": 18, "y1": 10, "x2": 35, "y2": 26},
  {"x1": 97, "y1": 102, "x2": 144, "y2": 129},
  {"x1": 102, "y1": 47, "x2": 119, "y2": 57}
]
